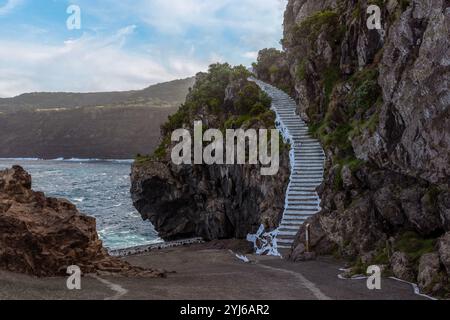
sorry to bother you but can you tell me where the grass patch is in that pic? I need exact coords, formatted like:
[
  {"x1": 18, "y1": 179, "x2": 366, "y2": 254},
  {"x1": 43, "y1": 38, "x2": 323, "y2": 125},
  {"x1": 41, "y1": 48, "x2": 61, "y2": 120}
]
[
  {"x1": 394, "y1": 231, "x2": 437, "y2": 264},
  {"x1": 296, "y1": 58, "x2": 307, "y2": 81},
  {"x1": 322, "y1": 65, "x2": 341, "y2": 108}
]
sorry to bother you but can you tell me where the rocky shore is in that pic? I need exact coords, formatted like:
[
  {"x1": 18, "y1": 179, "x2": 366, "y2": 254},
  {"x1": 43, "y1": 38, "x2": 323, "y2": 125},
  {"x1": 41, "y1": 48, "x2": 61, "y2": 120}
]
[{"x1": 0, "y1": 166, "x2": 164, "y2": 278}]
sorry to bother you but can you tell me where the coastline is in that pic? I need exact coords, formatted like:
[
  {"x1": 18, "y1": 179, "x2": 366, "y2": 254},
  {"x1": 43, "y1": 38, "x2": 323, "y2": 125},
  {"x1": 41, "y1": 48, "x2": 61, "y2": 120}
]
[
  {"x1": 0, "y1": 158, "x2": 134, "y2": 163},
  {"x1": 109, "y1": 238, "x2": 205, "y2": 257}
]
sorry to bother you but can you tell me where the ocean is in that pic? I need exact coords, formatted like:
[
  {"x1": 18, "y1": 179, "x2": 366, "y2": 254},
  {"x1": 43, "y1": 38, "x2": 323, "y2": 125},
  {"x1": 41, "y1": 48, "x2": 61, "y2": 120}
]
[{"x1": 0, "y1": 159, "x2": 162, "y2": 250}]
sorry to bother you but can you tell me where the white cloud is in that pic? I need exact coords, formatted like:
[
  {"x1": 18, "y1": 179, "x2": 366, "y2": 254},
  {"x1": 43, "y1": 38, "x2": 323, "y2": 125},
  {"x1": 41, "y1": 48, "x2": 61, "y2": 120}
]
[
  {"x1": 0, "y1": 27, "x2": 212, "y2": 97},
  {"x1": 0, "y1": 0, "x2": 23, "y2": 15},
  {"x1": 242, "y1": 51, "x2": 258, "y2": 60},
  {"x1": 0, "y1": 0, "x2": 288, "y2": 96}
]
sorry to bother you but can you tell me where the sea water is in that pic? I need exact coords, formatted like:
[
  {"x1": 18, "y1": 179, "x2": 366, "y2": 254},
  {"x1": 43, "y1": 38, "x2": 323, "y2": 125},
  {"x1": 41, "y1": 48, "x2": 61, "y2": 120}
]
[{"x1": 0, "y1": 159, "x2": 162, "y2": 250}]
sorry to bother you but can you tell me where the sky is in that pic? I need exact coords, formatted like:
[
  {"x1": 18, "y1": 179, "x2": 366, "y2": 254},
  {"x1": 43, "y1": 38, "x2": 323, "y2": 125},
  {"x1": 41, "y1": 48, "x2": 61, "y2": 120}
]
[{"x1": 0, "y1": 0, "x2": 287, "y2": 97}]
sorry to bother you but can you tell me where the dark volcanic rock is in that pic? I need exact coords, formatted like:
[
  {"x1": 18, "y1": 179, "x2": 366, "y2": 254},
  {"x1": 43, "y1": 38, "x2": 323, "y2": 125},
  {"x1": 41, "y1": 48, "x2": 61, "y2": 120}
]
[
  {"x1": 131, "y1": 158, "x2": 290, "y2": 241},
  {"x1": 0, "y1": 166, "x2": 164, "y2": 278}
]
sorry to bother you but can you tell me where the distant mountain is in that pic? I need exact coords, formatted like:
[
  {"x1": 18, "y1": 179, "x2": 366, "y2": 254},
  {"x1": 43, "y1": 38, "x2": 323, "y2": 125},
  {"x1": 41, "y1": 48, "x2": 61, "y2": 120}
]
[
  {"x1": 0, "y1": 78, "x2": 195, "y2": 113},
  {"x1": 0, "y1": 77, "x2": 195, "y2": 159}
]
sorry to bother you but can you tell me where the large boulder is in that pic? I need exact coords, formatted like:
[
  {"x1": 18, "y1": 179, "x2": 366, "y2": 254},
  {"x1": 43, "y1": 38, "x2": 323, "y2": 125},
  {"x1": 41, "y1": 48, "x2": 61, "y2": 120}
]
[
  {"x1": 0, "y1": 166, "x2": 164, "y2": 278},
  {"x1": 417, "y1": 253, "x2": 445, "y2": 295},
  {"x1": 390, "y1": 252, "x2": 415, "y2": 282}
]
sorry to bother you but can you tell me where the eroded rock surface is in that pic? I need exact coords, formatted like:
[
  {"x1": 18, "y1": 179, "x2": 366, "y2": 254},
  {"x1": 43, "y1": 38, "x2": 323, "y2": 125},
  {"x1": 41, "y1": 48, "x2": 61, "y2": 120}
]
[{"x1": 0, "y1": 166, "x2": 164, "y2": 278}]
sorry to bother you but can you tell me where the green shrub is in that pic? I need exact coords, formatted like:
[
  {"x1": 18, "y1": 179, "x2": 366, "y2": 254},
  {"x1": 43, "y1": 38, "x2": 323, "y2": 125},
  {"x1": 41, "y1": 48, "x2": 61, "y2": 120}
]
[
  {"x1": 394, "y1": 231, "x2": 437, "y2": 264},
  {"x1": 152, "y1": 63, "x2": 276, "y2": 159},
  {"x1": 293, "y1": 10, "x2": 340, "y2": 43},
  {"x1": 296, "y1": 59, "x2": 307, "y2": 81},
  {"x1": 322, "y1": 65, "x2": 341, "y2": 108}
]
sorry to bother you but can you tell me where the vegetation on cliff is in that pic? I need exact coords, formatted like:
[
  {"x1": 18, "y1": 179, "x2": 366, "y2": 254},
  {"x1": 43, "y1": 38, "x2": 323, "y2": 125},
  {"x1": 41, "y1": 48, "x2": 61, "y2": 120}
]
[{"x1": 138, "y1": 63, "x2": 284, "y2": 162}]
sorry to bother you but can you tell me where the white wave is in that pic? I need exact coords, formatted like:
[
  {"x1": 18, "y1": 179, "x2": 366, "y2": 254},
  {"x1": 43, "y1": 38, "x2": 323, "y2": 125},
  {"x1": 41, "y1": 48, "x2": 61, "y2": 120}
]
[
  {"x1": 0, "y1": 158, "x2": 40, "y2": 161},
  {"x1": 0, "y1": 158, "x2": 134, "y2": 163}
]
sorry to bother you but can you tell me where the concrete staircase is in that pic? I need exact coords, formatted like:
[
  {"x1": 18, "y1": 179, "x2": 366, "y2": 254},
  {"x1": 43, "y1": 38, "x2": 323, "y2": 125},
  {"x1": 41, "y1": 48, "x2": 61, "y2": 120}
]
[{"x1": 251, "y1": 79, "x2": 325, "y2": 251}]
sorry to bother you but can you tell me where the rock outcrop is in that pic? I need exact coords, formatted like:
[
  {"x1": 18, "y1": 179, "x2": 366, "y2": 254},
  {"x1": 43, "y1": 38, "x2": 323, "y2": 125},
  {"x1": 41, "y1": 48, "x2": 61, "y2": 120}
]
[
  {"x1": 131, "y1": 64, "x2": 290, "y2": 241},
  {"x1": 0, "y1": 166, "x2": 164, "y2": 277},
  {"x1": 254, "y1": 0, "x2": 449, "y2": 296}
]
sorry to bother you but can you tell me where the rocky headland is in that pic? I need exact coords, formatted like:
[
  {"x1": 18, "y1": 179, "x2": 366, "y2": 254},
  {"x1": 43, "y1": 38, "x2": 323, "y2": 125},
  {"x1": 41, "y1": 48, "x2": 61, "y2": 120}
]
[
  {"x1": 131, "y1": 64, "x2": 290, "y2": 241},
  {"x1": 0, "y1": 165, "x2": 164, "y2": 278}
]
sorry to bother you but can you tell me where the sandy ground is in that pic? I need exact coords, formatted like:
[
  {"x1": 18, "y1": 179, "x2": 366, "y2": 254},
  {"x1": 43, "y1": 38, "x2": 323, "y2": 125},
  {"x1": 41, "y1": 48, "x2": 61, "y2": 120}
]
[{"x1": 0, "y1": 244, "x2": 428, "y2": 300}]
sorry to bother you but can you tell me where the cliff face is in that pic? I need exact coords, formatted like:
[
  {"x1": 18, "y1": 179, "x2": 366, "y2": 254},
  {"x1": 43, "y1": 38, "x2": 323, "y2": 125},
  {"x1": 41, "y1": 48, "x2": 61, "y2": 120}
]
[
  {"x1": 131, "y1": 158, "x2": 289, "y2": 241},
  {"x1": 131, "y1": 64, "x2": 290, "y2": 241},
  {"x1": 0, "y1": 166, "x2": 163, "y2": 277},
  {"x1": 255, "y1": 0, "x2": 449, "y2": 296}
]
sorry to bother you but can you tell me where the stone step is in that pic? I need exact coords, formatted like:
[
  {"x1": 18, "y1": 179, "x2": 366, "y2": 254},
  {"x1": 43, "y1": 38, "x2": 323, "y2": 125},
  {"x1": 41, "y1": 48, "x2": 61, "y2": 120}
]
[
  {"x1": 292, "y1": 156, "x2": 324, "y2": 160},
  {"x1": 293, "y1": 164, "x2": 324, "y2": 168},
  {"x1": 285, "y1": 210, "x2": 319, "y2": 216},
  {"x1": 278, "y1": 230, "x2": 298, "y2": 237},
  {"x1": 278, "y1": 222, "x2": 304, "y2": 232},
  {"x1": 294, "y1": 154, "x2": 324, "y2": 158},
  {"x1": 277, "y1": 238, "x2": 295, "y2": 245},
  {"x1": 288, "y1": 191, "x2": 318, "y2": 196},
  {"x1": 279, "y1": 224, "x2": 301, "y2": 230},
  {"x1": 286, "y1": 204, "x2": 319, "y2": 210},
  {"x1": 280, "y1": 222, "x2": 304, "y2": 228},
  {"x1": 287, "y1": 198, "x2": 319, "y2": 203},
  {"x1": 296, "y1": 145, "x2": 323, "y2": 150},
  {"x1": 291, "y1": 175, "x2": 323, "y2": 179},
  {"x1": 283, "y1": 214, "x2": 315, "y2": 220},
  {"x1": 286, "y1": 198, "x2": 319, "y2": 203},
  {"x1": 285, "y1": 205, "x2": 318, "y2": 210},
  {"x1": 295, "y1": 148, "x2": 324, "y2": 152},
  {"x1": 289, "y1": 185, "x2": 320, "y2": 190},
  {"x1": 292, "y1": 172, "x2": 323, "y2": 176},
  {"x1": 293, "y1": 156, "x2": 323, "y2": 159},
  {"x1": 285, "y1": 206, "x2": 319, "y2": 211},
  {"x1": 286, "y1": 199, "x2": 320, "y2": 205},
  {"x1": 282, "y1": 220, "x2": 306, "y2": 227},
  {"x1": 291, "y1": 171, "x2": 323, "y2": 176},
  {"x1": 292, "y1": 170, "x2": 323, "y2": 175},
  {"x1": 291, "y1": 177, "x2": 323, "y2": 181},
  {"x1": 293, "y1": 166, "x2": 323, "y2": 170},
  {"x1": 291, "y1": 139, "x2": 320, "y2": 144},
  {"x1": 292, "y1": 161, "x2": 324, "y2": 166},
  {"x1": 290, "y1": 182, "x2": 322, "y2": 187},
  {"x1": 291, "y1": 135, "x2": 314, "y2": 139},
  {"x1": 289, "y1": 186, "x2": 321, "y2": 190},
  {"x1": 281, "y1": 217, "x2": 307, "y2": 223},
  {"x1": 291, "y1": 177, "x2": 323, "y2": 182},
  {"x1": 292, "y1": 170, "x2": 324, "y2": 177},
  {"x1": 287, "y1": 192, "x2": 318, "y2": 197}
]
